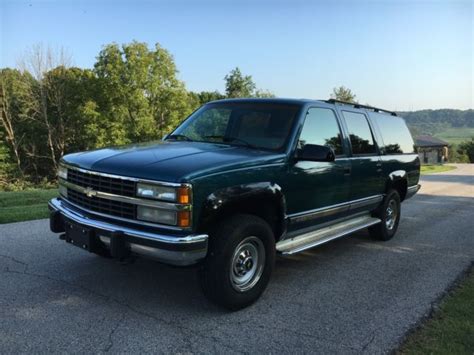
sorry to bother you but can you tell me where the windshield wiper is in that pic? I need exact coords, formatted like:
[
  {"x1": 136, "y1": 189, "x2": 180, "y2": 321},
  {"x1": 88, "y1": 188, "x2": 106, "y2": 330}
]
[
  {"x1": 203, "y1": 135, "x2": 257, "y2": 149},
  {"x1": 167, "y1": 134, "x2": 193, "y2": 142}
]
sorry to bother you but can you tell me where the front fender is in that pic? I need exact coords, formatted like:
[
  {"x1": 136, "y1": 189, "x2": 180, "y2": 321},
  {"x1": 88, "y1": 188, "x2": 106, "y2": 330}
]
[{"x1": 199, "y1": 182, "x2": 287, "y2": 239}]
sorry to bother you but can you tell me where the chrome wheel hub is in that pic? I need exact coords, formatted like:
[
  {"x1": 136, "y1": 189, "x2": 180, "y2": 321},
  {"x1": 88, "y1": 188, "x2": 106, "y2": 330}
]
[
  {"x1": 230, "y1": 236, "x2": 265, "y2": 292},
  {"x1": 385, "y1": 199, "x2": 398, "y2": 230}
]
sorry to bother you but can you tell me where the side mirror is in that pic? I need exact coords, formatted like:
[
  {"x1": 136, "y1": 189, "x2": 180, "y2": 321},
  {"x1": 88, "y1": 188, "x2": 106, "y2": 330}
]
[{"x1": 297, "y1": 144, "x2": 335, "y2": 162}]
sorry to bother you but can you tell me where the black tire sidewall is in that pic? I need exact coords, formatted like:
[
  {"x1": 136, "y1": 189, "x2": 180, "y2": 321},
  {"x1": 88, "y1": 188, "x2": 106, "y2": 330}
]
[
  {"x1": 199, "y1": 214, "x2": 275, "y2": 310},
  {"x1": 379, "y1": 190, "x2": 401, "y2": 240}
]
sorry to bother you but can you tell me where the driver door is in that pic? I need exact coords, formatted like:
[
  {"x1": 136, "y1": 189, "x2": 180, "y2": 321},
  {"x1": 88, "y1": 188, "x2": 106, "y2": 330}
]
[{"x1": 285, "y1": 106, "x2": 351, "y2": 232}]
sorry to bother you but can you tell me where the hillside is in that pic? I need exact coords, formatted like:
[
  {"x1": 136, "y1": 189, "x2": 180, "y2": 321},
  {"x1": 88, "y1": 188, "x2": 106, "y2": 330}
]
[{"x1": 397, "y1": 109, "x2": 474, "y2": 144}]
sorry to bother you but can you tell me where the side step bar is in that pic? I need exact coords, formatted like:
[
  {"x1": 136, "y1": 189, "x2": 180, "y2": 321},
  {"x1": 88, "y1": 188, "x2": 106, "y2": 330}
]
[{"x1": 276, "y1": 215, "x2": 381, "y2": 255}]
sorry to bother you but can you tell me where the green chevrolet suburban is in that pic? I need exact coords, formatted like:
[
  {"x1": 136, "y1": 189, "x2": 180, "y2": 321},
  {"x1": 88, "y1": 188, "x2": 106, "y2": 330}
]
[{"x1": 49, "y1": 98, "x2": 420, "y2": 309}]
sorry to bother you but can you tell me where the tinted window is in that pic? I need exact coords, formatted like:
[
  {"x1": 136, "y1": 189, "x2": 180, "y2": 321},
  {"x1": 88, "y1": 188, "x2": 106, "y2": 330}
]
[
  {"x1": 298, "y1": 108, "x2": 343, "y2": 155},
  {"x1": 369, "y1": 112, "x2": 415, "y2": 154},
  {"x1": 172, "y1": 103, "x2": 299, "y2": 151},
  {"x1": 342, "y1": 111, "x2": 376, "y2": 155},
  {"x1": 181, "y1": 108, "x2": 231, "y2": 139}
]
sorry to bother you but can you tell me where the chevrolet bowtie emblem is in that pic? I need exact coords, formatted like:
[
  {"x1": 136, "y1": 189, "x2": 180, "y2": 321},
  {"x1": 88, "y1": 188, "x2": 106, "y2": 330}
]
[{"x1": 84, "y1": 187, "x2": 97, "y2": 198}]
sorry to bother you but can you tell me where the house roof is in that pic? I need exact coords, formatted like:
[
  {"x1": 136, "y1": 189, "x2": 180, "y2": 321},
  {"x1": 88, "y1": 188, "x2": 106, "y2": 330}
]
[{"x1": 415, "y1": 135, "x2": 449, "y2": 147}]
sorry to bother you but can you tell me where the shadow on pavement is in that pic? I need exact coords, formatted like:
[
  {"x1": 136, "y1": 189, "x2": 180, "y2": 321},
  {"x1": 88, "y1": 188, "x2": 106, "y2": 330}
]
[{"x1": 420, "y1": 174, "x2": 474, "y2": 184}]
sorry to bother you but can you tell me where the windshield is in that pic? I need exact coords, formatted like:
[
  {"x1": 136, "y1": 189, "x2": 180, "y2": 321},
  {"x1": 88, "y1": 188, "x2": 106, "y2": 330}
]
[{"x1": 168, "y1": 103, "x2": 300, "y2": 151}]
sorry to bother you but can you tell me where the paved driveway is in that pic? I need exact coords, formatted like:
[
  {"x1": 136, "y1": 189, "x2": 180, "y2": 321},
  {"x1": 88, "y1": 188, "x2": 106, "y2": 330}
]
[{"x1": 1, "y1": 164, "x2": 473, "y2": 353}]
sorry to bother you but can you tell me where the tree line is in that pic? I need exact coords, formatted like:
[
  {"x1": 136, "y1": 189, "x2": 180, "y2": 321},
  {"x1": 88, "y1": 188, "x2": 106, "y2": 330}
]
[
  {"x1": 0, "y1": 42, "x2": 273, "y2": 189},
  {"x1": 1, "y1": 42, "x2": 472, "y2": 190}
]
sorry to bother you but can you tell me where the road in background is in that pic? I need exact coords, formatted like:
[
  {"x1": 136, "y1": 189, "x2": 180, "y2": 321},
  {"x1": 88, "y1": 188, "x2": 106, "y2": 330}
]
[{"x1": 0, "y1": 164, "x2": 472, "y2": 353}]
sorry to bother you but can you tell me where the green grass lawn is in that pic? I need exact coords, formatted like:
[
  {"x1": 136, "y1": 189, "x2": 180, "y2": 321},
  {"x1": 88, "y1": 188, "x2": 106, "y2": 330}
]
[
  {"x1": 420, "y1": 164, "x2": 457, "y2": 175},
  {"x1": 434, "y1": 127, "x2": 474, "y2": 145},
  {"x1": 400, "y1": 268, "x2": 474, "y2": 354},
  {"x1": 0, "y1": 188, "x2": 58, "y2": 224}
]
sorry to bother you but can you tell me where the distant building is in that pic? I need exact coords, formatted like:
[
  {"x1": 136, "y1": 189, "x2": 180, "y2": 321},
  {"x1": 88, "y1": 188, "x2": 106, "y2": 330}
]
[{"x1": 415, "y1": 135, "x2": 449, "y2": 164}]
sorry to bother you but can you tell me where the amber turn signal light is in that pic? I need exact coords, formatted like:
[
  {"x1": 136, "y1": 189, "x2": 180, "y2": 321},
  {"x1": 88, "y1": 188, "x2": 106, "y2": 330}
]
[
  {"x1": 177, "y1": 211, "x2": 191, "y2": 227},
  {"x1": 177, "y1": 187, "x2": 191, "y2": 204}
]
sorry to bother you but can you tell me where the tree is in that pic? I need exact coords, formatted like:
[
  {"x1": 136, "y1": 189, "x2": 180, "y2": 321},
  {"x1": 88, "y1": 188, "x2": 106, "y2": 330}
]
[
  {"x1": 254, "y1": 89, "x2": 275, "y2": 98},
  {"x1": 457, "y1": 138, "x2": 474, "y2": 163},
  {"x1": 94, "y1": 41, "x2": 191, "y2": 142},
  {"x1": 18, "y1": 44, "x2": 73, "y2": 170},
  {"x1": 0, "y1": 69, "x2": 26, "y2": 177},
  {"x1": 330, "y1": 86, "x2": 357, "y2": 103},
  {"x1": 0, "y1": 68, "x2": 40, "y2": 178},
  {"x1": 224, "y1": 67, "x2": 256, "y2": 98}
]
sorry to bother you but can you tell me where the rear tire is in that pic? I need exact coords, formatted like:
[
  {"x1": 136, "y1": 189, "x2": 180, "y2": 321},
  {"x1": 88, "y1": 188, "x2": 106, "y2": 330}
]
[
  {"x1": 369, "y1": 189, "x2": 401, "y2": 241},
  {"x1": 198, "y1": 214, "x2": 275, "y2": 310}
]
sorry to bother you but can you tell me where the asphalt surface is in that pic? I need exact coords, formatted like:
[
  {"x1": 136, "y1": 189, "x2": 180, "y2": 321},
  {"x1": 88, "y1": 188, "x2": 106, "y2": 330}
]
[{"x1": 1, "y1": 164, "x2": 473, "y2": 354}]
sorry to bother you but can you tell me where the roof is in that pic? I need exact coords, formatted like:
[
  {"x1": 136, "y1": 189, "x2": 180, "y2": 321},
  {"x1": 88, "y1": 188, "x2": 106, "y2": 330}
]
[
  {"x1": 415, "y1": 135, "x2": 449, "y2": 147},
  {"x1": 209, "y1": 98, "x2": 318, "y2": 105},
  {"x1": 207, "y1": 98, "x2": 397, "y2": 116}
]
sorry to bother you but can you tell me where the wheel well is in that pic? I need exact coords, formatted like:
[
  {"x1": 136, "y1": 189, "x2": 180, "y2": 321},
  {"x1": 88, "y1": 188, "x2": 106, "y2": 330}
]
[
  {"x1": 389, "y1": 179, "x2": 407, "y2": 201},
  {"x1": 198, "y1": 198, "x2": 285, "y2": 241}
]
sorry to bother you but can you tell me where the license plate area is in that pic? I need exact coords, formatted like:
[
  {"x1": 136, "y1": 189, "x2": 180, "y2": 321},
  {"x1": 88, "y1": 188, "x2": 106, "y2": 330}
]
[{"x1": 65, "y1": 222, "x2": 95, "y2": 251}]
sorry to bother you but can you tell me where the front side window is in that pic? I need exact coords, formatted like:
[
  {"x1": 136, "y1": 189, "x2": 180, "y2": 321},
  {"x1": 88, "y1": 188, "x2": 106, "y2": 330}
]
[
  {"x1": 342, "y1": 111, "x2": 377, "y2": 155},
  {"x1": 298, "y1": 107, "x2": 344, "y2": 155},
  {"x1": 170, "y1": 103, "x2": 300, "y2": 151}
]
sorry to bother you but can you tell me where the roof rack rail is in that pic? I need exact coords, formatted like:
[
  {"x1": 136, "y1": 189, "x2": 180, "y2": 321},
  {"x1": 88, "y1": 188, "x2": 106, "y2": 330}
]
[{"x1": 325, "y1": 99, "x2": 397, "y2": 116}]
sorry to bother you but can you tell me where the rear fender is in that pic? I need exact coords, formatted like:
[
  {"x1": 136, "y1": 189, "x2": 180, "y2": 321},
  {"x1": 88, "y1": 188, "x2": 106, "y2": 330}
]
[{"x1": 387, "y1": 170, "x2": 408, "y2": 200}]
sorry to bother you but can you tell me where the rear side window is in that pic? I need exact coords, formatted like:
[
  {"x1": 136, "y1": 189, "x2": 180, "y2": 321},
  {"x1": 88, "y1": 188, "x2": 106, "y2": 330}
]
[
  {"x1": 342, "y1": 111, "x2": 377, "y2": 155},
  {"x1": 298, "y1": 108, "x2": 344, "y2": 155},
  {"x1": 369, "y1": 112, "x2": 415, "y2": 154}
]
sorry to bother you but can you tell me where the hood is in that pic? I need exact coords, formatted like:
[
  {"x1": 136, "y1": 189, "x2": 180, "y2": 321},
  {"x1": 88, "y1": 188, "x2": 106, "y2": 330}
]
[{"x1": 62, "y1": 141, "x2": 286, "y2": 182}]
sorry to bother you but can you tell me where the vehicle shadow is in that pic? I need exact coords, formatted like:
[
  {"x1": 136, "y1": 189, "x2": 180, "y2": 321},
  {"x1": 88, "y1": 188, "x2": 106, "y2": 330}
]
[
  {"x1": 57, "y1": 231, "x2": 372, "y2": 315},
  {"x1": 420, "y1": 174, "x2": 473, "y2": 184}
]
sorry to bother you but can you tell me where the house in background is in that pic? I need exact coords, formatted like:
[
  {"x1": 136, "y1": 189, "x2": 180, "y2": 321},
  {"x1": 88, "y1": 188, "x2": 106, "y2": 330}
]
[{"x1": 415, "y1": 135, "x2": 449, "y2": 164}]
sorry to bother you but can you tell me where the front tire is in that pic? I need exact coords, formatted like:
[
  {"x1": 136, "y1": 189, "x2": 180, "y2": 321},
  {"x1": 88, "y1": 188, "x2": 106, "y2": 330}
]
[
  {"x1": 198, "y1": 214, "x2": 275, "y2": 310},
  {"x1": 369, "y1": 189, "x2": 401, "y2": 241}
]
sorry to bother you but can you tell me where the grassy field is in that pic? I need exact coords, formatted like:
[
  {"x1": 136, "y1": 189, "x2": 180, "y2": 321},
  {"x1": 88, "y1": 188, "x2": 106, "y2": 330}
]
[
  {"x1": 434, "y1": 127, "x2": 474, "y2": 145},
  {"x1": 400, "y1": 268, "x2": 474, "y2": 354},
  {"x1": 0, "y1": 189, "x2": 58, "y2": 224},
  {"x1": 420, "y1": 164, "x2": 456, "y2": 175}
]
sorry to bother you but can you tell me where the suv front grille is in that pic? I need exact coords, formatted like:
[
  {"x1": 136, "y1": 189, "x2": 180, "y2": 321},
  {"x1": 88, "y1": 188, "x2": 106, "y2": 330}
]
[
  {"x1": 67, "y1": 188, "x2": 136, "y2": 219},
  {"x1": 67, "y1": 169, "x2": 136, "y2": 197}
]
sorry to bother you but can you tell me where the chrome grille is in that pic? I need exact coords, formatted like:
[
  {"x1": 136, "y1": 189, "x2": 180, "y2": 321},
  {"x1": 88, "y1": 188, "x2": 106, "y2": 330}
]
[
  {"x1": 67, "y1": 169, "x2": 136, "y2": 197},
  {"x1": 67, "y1": 188, "x2": 136, "y2": 219}
]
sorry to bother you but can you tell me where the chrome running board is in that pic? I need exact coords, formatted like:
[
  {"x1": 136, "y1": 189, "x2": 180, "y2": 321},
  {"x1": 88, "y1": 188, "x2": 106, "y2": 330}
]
[{"x1": 276, "y1": 215, "x2": 381, "y2": 255}]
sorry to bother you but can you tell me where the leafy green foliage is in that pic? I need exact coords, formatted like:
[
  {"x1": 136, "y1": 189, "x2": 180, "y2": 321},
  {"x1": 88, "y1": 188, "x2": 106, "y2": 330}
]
[
  {"x1": 224, "y1": 67, "x2": 274, "y2": 98},
  {"x1": 330, "y1": 86, "x2": 357, "y2": 102},
  {"x1": 93, "y1": 41, "x2": 191, "y2": 142},
  {"x1": 224, "y1": 67, "x2": 256, "y2": 98},
  {"x1": 457, "y1": 138, "x2": 474, "y2": 163},
  {"x1": 188, "y1": 90, "x2": 226, "y2": 108}
]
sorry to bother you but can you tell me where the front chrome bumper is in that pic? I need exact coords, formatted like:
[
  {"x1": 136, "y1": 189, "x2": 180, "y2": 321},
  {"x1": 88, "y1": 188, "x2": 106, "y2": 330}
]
[{"x1": 48, "y1": 198, "x2": 208, "y2": 266}]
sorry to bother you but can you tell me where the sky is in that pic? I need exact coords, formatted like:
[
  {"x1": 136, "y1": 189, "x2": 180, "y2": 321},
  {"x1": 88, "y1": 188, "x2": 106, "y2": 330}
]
[{"x1": 1, "y1": 0, "x2": 473, "y2": 111}]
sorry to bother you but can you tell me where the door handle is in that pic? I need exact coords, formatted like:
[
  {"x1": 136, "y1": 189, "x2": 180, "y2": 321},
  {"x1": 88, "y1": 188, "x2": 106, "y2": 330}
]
[{"x1": 376, "y1": 162, "x2": 383, "y2": 172}]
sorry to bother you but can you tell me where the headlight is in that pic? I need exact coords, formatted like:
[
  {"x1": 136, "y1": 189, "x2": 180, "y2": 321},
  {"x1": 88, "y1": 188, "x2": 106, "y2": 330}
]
[
  {"x1": 136, "y1": 183, "x2": 191, "y2": 203},
  {"x1": 57, "y1": 165, "x2": 68, "y2": 180},
  {"x1": 137, "y1": 183, "x2": 177, "y2": 201},
  {"x1": 137, "y1": 206, "x2": 177, "y2": 225}
]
